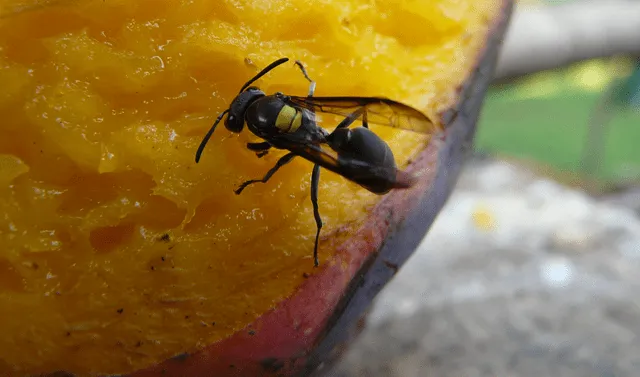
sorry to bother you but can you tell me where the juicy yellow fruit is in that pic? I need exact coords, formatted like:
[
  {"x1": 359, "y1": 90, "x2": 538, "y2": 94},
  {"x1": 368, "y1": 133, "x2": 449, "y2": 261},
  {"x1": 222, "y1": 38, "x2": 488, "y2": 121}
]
[{"x1": 0, "y1": 0, "x2": 502, "y2": 375}]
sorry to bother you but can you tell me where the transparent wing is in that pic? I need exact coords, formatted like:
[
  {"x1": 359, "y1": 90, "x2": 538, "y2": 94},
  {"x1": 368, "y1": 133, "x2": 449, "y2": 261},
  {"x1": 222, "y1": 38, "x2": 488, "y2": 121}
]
[{"x1": 286, "y1": 96, "x2": 441, "y2": 135}]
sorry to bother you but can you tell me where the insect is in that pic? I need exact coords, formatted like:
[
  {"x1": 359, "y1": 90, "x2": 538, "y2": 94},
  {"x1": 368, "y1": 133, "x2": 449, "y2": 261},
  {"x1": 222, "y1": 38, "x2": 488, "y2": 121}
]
[{"x1": 195, "y1": 57, "x2": 440, "y2": 267}]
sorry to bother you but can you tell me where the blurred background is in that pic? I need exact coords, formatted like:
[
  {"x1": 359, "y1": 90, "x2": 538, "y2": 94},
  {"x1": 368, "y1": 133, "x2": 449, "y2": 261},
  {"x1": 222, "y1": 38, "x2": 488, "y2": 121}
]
[{"x1": 329, "y1": 0, "x2": 640, "y2": 376}]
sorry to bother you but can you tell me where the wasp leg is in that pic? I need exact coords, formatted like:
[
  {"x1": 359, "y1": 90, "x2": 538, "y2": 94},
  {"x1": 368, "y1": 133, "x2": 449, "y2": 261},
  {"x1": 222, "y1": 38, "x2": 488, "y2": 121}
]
[
  {"x1": 310, "y1": 164, "x2": 322, "y2": 267},
  {"x1": 363, "y1": 108, "x2": 369, "y2": 129},
  {"x1": 246, "y1": 142, "x2": 271, "y2": 158},
  {"x1": 335, "y1": 107, "x2": 366, "y2": 129},
  {"x1": 246, "y1": 142, "x2": 271, "y2": 151},
  {"x1": 294, "y1": 60, "x2": 316, "y2": 97},
  {"x1": 235, "y1": 152, "x2": 296, "y2": 195}
]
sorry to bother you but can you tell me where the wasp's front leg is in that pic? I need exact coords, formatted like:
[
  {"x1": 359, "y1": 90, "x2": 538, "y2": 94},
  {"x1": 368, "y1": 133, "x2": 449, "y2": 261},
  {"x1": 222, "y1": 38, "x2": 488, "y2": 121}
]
[
  {"x1": 294, "y1": 60, "x2": 316, "y2": 97},
  {"x1": 235, "y1": 152, "x2": 296, "y2": 195}
]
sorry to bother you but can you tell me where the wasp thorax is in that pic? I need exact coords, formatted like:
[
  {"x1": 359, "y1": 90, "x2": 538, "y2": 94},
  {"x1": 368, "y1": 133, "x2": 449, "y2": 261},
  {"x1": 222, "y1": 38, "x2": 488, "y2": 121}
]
[{"x1": 225, "y1": 87, "x2": 264, "y2": 132}]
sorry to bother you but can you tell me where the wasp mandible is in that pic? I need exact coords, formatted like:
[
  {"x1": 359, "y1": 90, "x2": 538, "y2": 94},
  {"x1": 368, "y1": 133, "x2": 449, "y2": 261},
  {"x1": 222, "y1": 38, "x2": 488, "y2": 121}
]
[{"x1": 195, "y1": 57, "x2": 440, "y2": 267}]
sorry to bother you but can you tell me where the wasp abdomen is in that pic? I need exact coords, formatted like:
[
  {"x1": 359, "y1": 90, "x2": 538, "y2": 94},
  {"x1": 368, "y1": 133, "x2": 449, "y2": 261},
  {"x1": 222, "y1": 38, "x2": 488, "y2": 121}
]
[
  {"x1": 329, "y1": 127, "x2": 396, "y2": 169},
  {"x1": 328, "y1": 127, "x2": 398, "y2": 194}
]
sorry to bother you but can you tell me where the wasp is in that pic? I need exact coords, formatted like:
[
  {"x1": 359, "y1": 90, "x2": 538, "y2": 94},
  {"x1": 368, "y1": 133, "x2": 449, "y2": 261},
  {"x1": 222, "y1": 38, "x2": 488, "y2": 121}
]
[{"x1": 195, "y1": 57, "x2": 440, "y2": 267}]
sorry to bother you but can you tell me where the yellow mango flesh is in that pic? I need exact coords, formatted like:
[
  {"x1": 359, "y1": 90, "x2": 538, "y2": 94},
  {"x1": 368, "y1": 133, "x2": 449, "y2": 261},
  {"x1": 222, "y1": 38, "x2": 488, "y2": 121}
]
[{"x1": 0, "y1": 0, "x2": 502, "y2": 375}]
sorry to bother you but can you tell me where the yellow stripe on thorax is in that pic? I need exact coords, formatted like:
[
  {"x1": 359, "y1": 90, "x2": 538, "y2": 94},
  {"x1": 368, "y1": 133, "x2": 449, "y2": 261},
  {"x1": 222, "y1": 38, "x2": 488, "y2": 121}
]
[{"x1": 275, "y1": 105, "x2": 302, "y2": 133}]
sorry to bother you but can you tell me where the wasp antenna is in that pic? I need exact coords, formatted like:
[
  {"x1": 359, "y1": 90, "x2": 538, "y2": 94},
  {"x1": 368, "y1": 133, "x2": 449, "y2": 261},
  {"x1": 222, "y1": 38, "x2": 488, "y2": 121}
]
[
  {"x1": 238, "y1": 57, "x2": 289, "y2": 94},
  {"x1": 195, "y1": 109, "x2": 229, "y2": 163}
]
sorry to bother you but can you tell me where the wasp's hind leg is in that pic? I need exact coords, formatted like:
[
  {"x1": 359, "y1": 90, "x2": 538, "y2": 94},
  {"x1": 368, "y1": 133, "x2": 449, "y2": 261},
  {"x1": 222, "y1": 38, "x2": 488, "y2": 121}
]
[
  {"x1": 310, "y1": 164, "x2": 322, "y2": 267},
  {"x1": 294, "y1": 60, "x2": 316, "y2": 97},
  {"x1": 334, "y1": 107, "x2": 366, "y2": 130},
  {"x1": 333, "y1": 106, "x2": 370, "y2": 130},
  {"x1": 362, "y1": 108, "x2": 369, "y2": 129},
  {"x1": 235, "y1": 152, "x2": 296, "y2": 195},
  {"x1": 247, "y1": 141, "x2": 271, "y2": 158}
]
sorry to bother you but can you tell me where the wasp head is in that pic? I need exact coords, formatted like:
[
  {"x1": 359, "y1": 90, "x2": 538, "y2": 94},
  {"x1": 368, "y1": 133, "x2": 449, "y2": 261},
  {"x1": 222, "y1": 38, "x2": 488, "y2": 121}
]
[{"x1": 225, "y1": 87, "x2": 264, "y2": 132}]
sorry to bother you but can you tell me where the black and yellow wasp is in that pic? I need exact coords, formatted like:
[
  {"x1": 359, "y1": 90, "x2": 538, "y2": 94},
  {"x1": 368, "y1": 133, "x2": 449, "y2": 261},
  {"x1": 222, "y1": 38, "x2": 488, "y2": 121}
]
[{"x1": 195, "y1": 57, "x2": 440, "y2": 267}]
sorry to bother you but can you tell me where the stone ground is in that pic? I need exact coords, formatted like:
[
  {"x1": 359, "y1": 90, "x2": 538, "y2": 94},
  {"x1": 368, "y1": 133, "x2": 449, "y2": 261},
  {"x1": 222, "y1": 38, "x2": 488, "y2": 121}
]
[{"x1": 326, "y1": 157, "x2": 640, "y2": 377}]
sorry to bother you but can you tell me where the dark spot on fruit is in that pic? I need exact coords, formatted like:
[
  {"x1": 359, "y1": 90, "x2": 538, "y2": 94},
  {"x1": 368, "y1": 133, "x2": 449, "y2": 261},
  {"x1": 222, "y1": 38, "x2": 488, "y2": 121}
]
[
  {"x1": 211, "y1": 322, "x2": 216, "y2": 326},
  {"x1": 135, "y1": 341, "x2": 143, "y2": 347},
  {"x1": 261, "y1": 357, "x2": 285, "y2": 372},
  {"x1": 117, "y1": 308, "x2": 124, "y2": 314},
  {"x1": 161, "y1": 256, "x2": 166, "y2": 262},
  {"x1": 32, "y1": 262, "x2": 39, "y2": 270},
  {"x1": 171, "y1": 353, "x2": 189, "y2": 362},
  {"x1": 150, "y1": 266, "x2": 155, "y2": 271},
  {"x1": 185, "y1": 315, "x2": 190, "y2": 319},
  {"x1": 65, "y1": 332, "x2": 71, "y2": 337},
  {"x1": 158, "y1": 233, "x2": 170, "y2": 242},
  {"x1": 248, "y1": 330, "x2": 255, "y2": 336},
  {"x1": 302, "y1": 272, "x2": 310, "y2": 278},
  {"x1": 90, "y1": 223, "x2": 135, "y2": 253}
]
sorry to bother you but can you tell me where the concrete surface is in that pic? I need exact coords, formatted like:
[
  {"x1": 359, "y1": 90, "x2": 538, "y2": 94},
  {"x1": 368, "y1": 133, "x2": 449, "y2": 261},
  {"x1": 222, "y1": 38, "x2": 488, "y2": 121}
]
[{"x1": 327, "y1": 157, "x2": 640, "y2": 377}]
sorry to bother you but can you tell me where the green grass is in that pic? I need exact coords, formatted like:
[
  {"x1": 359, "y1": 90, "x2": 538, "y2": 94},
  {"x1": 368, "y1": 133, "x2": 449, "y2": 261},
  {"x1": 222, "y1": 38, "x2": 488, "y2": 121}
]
[{"x1": 475, "y1": 85, "x2": 640, "y2": 184}]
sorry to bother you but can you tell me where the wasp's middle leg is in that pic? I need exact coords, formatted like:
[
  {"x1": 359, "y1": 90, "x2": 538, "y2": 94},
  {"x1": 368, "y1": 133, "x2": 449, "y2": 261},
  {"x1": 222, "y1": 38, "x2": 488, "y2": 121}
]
[
  {"x1": 310, "y1": 163, "x2": 322, "y2": 267},
  {"x1": 247, "y1": 141, "x2": 271, "y2": 158},
  {"x1": 235, "y1": 152, "x2": 296, "y2": 194}
]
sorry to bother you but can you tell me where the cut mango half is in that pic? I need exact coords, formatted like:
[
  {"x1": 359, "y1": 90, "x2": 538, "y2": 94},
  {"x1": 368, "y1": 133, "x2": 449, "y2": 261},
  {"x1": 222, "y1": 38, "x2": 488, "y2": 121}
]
[{"x1": 0, "y1": 0, "x2": 511, "y2": 375}]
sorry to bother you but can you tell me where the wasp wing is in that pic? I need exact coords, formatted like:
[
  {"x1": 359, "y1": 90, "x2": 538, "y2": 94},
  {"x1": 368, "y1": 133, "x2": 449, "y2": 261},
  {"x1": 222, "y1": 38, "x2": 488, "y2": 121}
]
[
  {"x1": 286, "y1": 96, "x2": 441, "y2": 135},
  {"x1": 272, "y1": 137, "x2": 416, "y2": 192}
]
